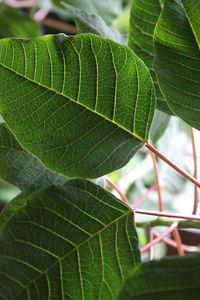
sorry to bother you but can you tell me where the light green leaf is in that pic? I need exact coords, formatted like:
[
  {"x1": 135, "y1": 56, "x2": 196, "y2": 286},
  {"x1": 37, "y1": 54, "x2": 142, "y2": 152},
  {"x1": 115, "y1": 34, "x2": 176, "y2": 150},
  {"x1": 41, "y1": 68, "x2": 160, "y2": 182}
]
[
  {"x1": 0, "y1": 123, "x2": 68, "y2": 192},
  {"x1": 0, "y1": 180, "x2": 140, "y2": 299},
  {"x1": 154, "y1": 0, "x2": 200, "y2": 130},
  {"x1": 128, "y1": 0, "x2": 172, "y2": 114},
  {"x1": 150, "y1": 110, "x2": 170, "y2": 144},
  {"x1": 53, "y1": 0, "x2": 123, "y2": 24},
  {"x1": 0, "y1": 34, "x2": 155, "y2": 178},
  {"x1": 119, "y1": 254, "x2": 200, "y2": 299},
  {"x1": 60, "y1": 2, "x2": 126, "y2": 44},
  {"x1": 0, "y1": 5, "x2": 40, "y2": 38}
]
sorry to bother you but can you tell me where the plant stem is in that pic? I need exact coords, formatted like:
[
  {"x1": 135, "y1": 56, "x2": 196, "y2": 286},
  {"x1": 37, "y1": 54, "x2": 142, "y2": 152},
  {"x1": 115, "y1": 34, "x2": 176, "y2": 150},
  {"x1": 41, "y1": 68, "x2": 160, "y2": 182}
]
[
  {"x1": 4, "y1": 0, "x2": 36, "y2": 7},
  {"x1": 135, "y1": 209, "x2": 200, "y2": 221},
  {"x1": 190, "y1": 128, "x2": 199, "y2": 214},
  {"x1": 152, "y1": 230, "x2": 197, "y2": 252},
  {"x1": 146, "y1": 142, "x2": 200, "y2": 188},
  {"x1": 171, "y1": 228, "x2": 185, "y2": 256},
  {"x1": 136, "y1": 217, "x2": 200, "y2": 230},
  {"x1": 149, "y1": 152, "x2": 163, "y2": 211},
  {"x1": 40, "y1": 18, "x2": 78, "y2": 34},
  {"x1": 131, "y1": 185, "x2": 155, "y2": 209},
  {"x1": 105, "y1": 177, "x2": 129, "y2": 205},
  {"x1": 141, "y1": 222, "x2": 178, "y2": 253}
]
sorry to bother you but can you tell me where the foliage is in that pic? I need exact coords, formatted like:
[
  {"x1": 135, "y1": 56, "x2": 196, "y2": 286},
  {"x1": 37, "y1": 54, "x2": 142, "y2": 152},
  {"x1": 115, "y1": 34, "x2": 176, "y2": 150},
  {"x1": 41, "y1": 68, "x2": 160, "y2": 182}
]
[{"x1": 0, "y1": 0, "x2": 199, "y2": 299}]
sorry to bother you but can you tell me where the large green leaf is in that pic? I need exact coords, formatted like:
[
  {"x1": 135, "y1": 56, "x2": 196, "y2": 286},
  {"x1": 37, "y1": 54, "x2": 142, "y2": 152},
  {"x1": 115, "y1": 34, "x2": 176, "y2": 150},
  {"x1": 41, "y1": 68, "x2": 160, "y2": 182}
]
[
  {"x1": 0, "y1": 34, "x2": 155, "y2": 178},
  {"x1": 0, "y1": 123, "x2": 67, "y2": 192},
  {"x1": 53, "y1": 0, "x2": 123, "y2": 24},
  {"x1": 150, "y1": 110, "x2": 170, "y2": 144},
  {"x1": 0, "y1": 5, "x2": 40, "y2": 38},
  {"x1": 128, "y1": 0, "x2": 172, "y2": 114},
  {"x1": 119, "y1": 254, "x2": 200, "y2": 299},
  {"x1": 154, "y1": 0, "x2": 200, "y2": 130},
  {"x1": 0, "y1": 180, "x2": 140, "y2": 299}
]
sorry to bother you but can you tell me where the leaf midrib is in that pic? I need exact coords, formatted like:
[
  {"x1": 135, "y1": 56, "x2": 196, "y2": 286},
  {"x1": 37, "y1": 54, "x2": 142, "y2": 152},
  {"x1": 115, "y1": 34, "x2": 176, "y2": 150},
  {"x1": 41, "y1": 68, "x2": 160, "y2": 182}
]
[
  {"x1": 0, "y1": 62, "x2": 144, "y2": 142},
  {"x1": 8, "y1": 196, "x2": 134, "y2": 299}
]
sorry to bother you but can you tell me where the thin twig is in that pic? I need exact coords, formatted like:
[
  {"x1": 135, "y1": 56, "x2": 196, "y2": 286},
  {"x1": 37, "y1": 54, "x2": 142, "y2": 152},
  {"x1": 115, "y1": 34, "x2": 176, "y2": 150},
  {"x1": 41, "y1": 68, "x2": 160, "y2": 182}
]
[
  {"x1": 190, "y1": 128, "x2": 199, "y2": 214},
  {"x1": 40, "y1": 18, "x2": 78, "y2": 34},
  {"x1": 105, "y1": 177, "x2": 129, "y2": 205},
  {"x1": 135, "y1": 209, "x2": 200, "y2": 221},
  {"x1": 171, "y1": 228, "x2": 185, "y2": 256},
  {"x1": 146, "y1": 142, "x2": 200, "y2": 188},
  {"x1": 152, "y1": 230, "x2": 197, "y2": 253},
  {"x1": 141, "y1": 222, "x2": 178, "y2": 253},
  {"x1": 131, "y1": 185, "x2": 155, "y2": 209},
  {"x1": 149, "y1": 151, "x2": 163, "y2": 212},
  {"x1": 136, "y1": 218, "x2": 200, "y2": 230}
]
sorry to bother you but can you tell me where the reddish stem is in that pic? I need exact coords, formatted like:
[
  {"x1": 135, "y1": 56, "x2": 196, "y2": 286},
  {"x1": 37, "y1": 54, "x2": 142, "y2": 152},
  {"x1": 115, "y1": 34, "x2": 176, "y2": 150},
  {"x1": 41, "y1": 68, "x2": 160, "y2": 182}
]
[
  {"x1": 141, "y1": 222, "x2": 178, "y2": 253},
  {"x1": 146, "y1": 142, "x2": 200, "y2": 188},
  {"x1": 40, "y1": 18, "x2": 78, "y2": 34},
  {"x1": 152, "y1": 230, "x2": 197, "y2": 252},
  {"x1": 106, "y1": 177, "x2": 129, "y2": 205},
  {"x1": 190, "y1": 128, "x2": 199, "y2": 214},
  {"x1": 131, "y1": 185, "x2": 155, "y2": 209},
  {"x1": 135, "y1": 209, "x2": 200, "y2": 221},
  {"x1": 171, "y1": 228, "x2": 185, "y2": 256}
]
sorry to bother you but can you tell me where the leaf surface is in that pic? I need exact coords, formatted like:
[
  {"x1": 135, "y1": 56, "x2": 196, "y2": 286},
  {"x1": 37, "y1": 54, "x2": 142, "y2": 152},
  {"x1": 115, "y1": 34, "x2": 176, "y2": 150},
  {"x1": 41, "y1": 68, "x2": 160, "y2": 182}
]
[
  {"x1": 128, "y1": 0, "x2": 172, "y2": 114},
  {"x1": 0, "y1": 180, "x2": 140, "y2": 299},
  {"x1": 0, "y1": 34, "x2": 155, "y2": 178},
  {"x1": 0, "y1": 123, "x2": 67, "y2": 192},
  {"x1": 154, "y1": 0, "x2": 200, "y2": 129},
  {"x1": 119, "y1": 254, "x2": 200, "y2": 299}
]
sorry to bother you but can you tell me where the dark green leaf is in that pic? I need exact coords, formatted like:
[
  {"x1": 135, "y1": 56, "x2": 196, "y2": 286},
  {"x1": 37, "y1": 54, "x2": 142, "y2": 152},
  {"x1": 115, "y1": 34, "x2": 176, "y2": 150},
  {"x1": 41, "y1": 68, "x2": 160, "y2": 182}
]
[
  {"x1": 0, "y1": 123, "x2": 67, "y2": 192},
  {"x1": 154, "y1": 0, "x2": 200, "y2": 130},
  {"x1": 0, "y1": 34, "x2": 155, "y2": 178},
  {"x1": 0, "y1": 180, "x2": 140, "y2": 299},
  {"x1": 128, "y1": 0, "x2": 172, "y2": 114},
  {"x1": 119, "y1": 254, "x2": 200, "y2": 299},
  {"x1": 0, "y1": 5, "x2": 40, "y2": 38}
]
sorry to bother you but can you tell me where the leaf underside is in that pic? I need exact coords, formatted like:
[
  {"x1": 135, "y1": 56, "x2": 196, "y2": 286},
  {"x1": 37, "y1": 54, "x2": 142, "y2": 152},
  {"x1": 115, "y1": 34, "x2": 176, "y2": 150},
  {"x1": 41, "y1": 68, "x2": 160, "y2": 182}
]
[
  {"x1": 0, "y1": 34, "x2": 155, "y2": 178},
  {"x1": 0, "y1": 180, "x2": 140, "y2": 300},
  {"x1": 154, "y1": 0, "x2": 200, "y2": 130},
  {"x1": 0, "y1": 124, "x2": 68, "y2": 193},
  {"x1": 128, "y1": 0, "x2": 172, "y2": 114}
]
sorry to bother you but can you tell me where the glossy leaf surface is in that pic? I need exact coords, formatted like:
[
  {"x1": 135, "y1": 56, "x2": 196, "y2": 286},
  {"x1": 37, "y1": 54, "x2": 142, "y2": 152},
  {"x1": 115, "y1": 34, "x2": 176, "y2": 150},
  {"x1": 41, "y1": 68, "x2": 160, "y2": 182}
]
[{"x1": 0, "y1": 34, "x2": 155, "y2": 178}]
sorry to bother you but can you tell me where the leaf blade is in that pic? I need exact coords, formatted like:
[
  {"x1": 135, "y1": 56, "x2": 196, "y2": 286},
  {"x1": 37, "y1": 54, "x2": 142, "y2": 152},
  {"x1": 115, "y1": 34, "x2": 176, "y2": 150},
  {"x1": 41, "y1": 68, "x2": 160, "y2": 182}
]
[
  {"x1": 0, "y1": 34, "x2": 155, "y2": 178},
  {"x1": 0, "y1": 180, "x2": 140, "y2": 299}
]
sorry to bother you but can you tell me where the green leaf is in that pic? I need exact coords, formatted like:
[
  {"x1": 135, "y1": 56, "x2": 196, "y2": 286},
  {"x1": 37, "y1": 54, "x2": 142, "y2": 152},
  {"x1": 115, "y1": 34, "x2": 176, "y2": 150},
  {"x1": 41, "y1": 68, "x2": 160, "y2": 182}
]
[
  {"x1": 154, "y1": 0, "x2": 200, "y2": 130},
  {"x1": 0, "y1": 34, "x2": 155, "y2": 178},
  {"x1": 128, "y1": 0, "x2": 172, "y2": 114},
  {"x1": 0, "y1": 5, "x2": 40, "y2": 38},
  {"x1": 119, "y1": 254, "x2": 200, "y2": 299},
  {"x1": 60, "y1": 2, "x2": 126, "y2": 44},
  {"x1": 53, "y1": 0, "x2": 123, "y2": 24},
  {"x1": 0, "y1": 123, "x2": 68, "y2": 192},
  {"x1": 150, "y1": 110, "x2": 170, "y2": 144},
  {"x1": 0, "y1": 180, "x2": 140, "y2": 299}
]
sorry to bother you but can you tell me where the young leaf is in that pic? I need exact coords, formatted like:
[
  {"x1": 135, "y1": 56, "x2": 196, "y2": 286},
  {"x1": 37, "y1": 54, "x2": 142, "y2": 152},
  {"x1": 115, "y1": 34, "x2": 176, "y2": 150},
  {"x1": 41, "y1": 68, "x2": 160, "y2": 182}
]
[
  {"x1": 128, "y1": 0, "x2": 172, "y2": 114},
  {"x1": 0, "y1": 5, "x2": 40, "y2": 38},
  {"x1": 0, "y1": 124, "x2": 68, "y2": 192},
  {"x1": 0, "y1": 180, "x2": 140, "y2": 299},
  {"x1": 119, "y1": 254, "x2": 200, "y2": 299},
  {"x1": 0, "y1": 34, "x2": 155, "y2": 178},
  {"x1": 59, "y1": 2, "x2": 126, "y2": 44},
  {"x1": 154, "y1": 0, "x2": 200, "y2": 130}
]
